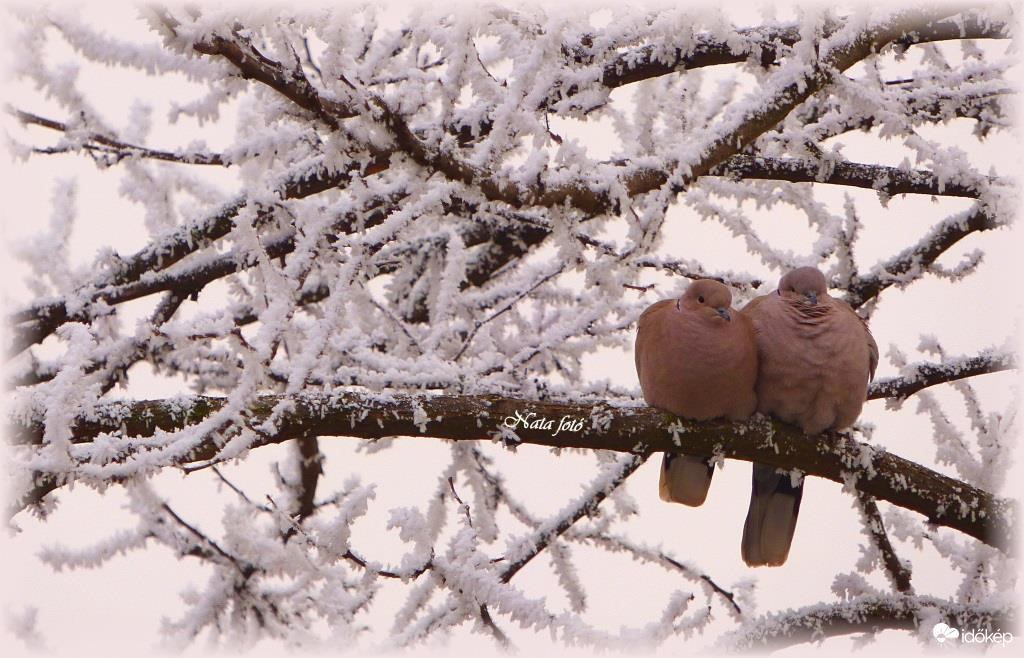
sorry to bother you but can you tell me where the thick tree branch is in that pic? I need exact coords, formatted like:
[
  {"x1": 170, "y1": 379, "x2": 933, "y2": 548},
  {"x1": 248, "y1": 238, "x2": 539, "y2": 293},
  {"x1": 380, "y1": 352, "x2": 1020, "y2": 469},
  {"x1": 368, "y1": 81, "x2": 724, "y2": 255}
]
[
  {"x1": 724, "y1": 595, "x2": 1013, "y2": 651},
  {"x1": 187, "y1": 30, "x2": 357, "y2": 127},
  {"x1": 380, "y1": 8, "x2": 973, "y2": 215},
  {"x1": 11, "y1": 392, "x2": 1014, "y2": 549},
  {"x1": 289, "y1": 435, "x2": 322, "y2": 532},
  {"x1": 375, "y1": 8, "x2": 994, "y2": 308},
  {"x1": 8, "y1": 148, "x2": 978, "y2": 349},
  {"x1": 10, "y1": 281, "x2": 332, "y2": 389},
  {"x1": 792, "y1": 84, "x2": 1010, "y2": 144},
  {"x1": 405, "y1": 148, "x2": 982, "y2": 323}
]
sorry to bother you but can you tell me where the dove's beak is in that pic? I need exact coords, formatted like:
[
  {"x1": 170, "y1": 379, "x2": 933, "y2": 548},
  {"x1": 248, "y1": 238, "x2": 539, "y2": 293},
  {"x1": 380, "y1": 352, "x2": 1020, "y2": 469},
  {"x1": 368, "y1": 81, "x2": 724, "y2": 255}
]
[
  {"x1": 715, "y1": 307, "x2": 731, "y2": 322},
  {"x1": 805, "y1": 292, "x2": 818, "y2": 305}
]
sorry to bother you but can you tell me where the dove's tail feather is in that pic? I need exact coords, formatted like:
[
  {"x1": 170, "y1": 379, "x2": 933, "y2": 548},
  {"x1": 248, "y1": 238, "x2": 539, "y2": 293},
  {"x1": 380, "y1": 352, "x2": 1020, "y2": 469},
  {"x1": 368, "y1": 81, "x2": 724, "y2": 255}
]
[
  {"x1": 741, "y1": 462, "x2": 804, "y2": 567},
  {"x1": 659, "y1": 452, "x2": 715, "y2": 506}
]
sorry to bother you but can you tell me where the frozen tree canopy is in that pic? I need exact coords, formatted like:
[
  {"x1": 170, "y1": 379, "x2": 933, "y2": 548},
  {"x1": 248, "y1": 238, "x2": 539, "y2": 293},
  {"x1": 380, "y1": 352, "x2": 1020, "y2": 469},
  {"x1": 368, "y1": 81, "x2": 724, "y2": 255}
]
[{"x1": 3, "y1": 3, "x2": 1018, "y2": 652}]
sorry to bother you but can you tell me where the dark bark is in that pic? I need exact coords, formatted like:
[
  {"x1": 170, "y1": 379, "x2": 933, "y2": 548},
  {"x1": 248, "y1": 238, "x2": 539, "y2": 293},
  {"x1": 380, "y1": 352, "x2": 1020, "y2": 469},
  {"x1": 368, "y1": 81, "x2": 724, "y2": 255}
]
[
  {"x1": 11, "y1": 391, "x2": 1014, "y2": 550},
  {"x1": 867, "y1": 352, "x2": 1015, "y2": 400},
  {"x1": 728, "y1": 595, "x2": 1014, "y2": 651}
]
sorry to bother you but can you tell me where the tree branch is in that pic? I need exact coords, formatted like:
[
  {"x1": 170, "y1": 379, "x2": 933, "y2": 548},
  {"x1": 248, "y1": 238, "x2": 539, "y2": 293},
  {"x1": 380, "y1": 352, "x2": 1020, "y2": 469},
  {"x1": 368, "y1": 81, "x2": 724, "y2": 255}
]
[
  {"x1": 13, "y1": 109, "x2": 226, "y2": 165},
  {"x1": 177, "y1": 7, "x2": 972, "y2": 221},
  {"x1": 867, "y1": 352, "x2": 1016, "y2": 401},
  {"x1": 594, "y1": 10, "x2": 1007, "y2": 91},
  {"x1": 8, "y1": 281, "x2": 332, "y2": 389},
  {"x1": 845, "y1": 206, "x2": 1003, "y2": 308},
  {"x1": 854, "y1": 492, "x2": 913, "y2": 594},
  {"x1": 11, "y1": 392, "x2": 1014, "y2": 549},
  {"x1": 10, "y1": 9, "x2": 999, "y2": 347},
  {"x1": 6, "y1": 160, "x2": 390, "y2": 355},
  {"x1": 499, "y1": 454, "x2": 647, "y2": 583},
  {"x1": 8, "y1": 148, "x2": 978, "y2": 349},
  {"x1": 712, "y1": 155, "x2": 996, "y2": 199},
  {"x1": 463, "y1": 12, "x2": 1009, "y2": 143},
  {"x1": 724, "y1": 595, "x2": 1013, "y2": 651},
  {"x1": 569, "y1": 530, "x2": 743, "y2": 616},
  {"x1": 156, "y1": 11, "x2": 357, "y2": 127},
  {"x1": 287, "y1": 435, "x2": 322, "y2": 537}
]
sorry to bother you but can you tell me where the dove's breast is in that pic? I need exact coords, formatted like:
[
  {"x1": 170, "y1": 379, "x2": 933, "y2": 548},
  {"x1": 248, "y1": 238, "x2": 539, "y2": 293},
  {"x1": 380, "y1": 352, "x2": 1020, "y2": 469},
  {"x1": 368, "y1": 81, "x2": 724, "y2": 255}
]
[{"x1": 745, "y1": 295, "x2": 872, "y2": 434}]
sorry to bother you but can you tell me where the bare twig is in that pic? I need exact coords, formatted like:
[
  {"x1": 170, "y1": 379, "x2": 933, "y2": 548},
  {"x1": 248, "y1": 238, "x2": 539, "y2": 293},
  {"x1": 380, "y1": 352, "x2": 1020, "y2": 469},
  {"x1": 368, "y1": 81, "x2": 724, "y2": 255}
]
[
  {"x1": 13, "y1": 109, "x2": 226, "y2": 165},
  {"x1": 854, "y1": 492, "x2": 914, "y2": 594}
]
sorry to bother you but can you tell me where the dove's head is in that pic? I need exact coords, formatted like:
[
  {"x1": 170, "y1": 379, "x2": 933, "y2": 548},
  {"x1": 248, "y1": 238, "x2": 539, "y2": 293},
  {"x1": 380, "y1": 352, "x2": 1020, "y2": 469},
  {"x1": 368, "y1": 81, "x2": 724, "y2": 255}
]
[
  {"x1": 680, "y1": 279, "x2": 733, "y2": 323},
  {"x1": 778, "y1": 267, "x2": 828, "y2": 306}
]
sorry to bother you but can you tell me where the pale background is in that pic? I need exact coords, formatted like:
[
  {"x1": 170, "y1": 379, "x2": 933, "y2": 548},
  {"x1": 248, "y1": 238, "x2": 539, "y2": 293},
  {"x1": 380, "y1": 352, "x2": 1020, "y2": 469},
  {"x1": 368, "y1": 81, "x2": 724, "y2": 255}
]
[{"x1": 1, "y1": 1, "x2": 1021, "y2": 656}]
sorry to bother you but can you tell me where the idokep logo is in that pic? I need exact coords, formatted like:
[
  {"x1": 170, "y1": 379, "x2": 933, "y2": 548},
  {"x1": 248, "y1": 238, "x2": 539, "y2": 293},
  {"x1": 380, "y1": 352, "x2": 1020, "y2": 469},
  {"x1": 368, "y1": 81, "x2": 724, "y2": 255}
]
[
  {"x1": 932, "y1": 622, "x2": 1013, "y2": 647},
  {"x1": 933, "y1": 623, "x2": 959, "y2": 643}
]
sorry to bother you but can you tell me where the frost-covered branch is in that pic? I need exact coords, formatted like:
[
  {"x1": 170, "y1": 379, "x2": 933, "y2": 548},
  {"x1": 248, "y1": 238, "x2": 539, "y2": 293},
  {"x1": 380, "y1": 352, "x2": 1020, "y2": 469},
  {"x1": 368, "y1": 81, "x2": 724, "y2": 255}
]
[
  {"x1": 868, "y1": 351, "x2": 1016, "y2": 400},
  {"x1": 446, "y1": 11, "x2": 1009, "y2": 142},
  {"x1": 712, "y1": 155, "x2": 996, "y2": 199},
  {"x1": 156, "y1": 11, "x2": 359, "y2": 128},
  {"x1": 6, "y1": 172, "x2": 393, "y2": 353},
  {"x1": 11, "y1": 392, "x2": 1013, "y2": 549},
  {"x1": 498, "y1": 454, "x2": 647, "y2": 583},
  {"x1": 565, "y1": 530, "x2": 744, "y2": 617},
  {"x1": 723, "y1": 594, "x2": 1013, "y2": 651},
  {"x1": 854, "y1": 492, "x2": 913, "y2": 594},
  {"x1": 8, "y1": 7, "x2": 1005, "y2": 355},
  {"x1": 593, "y1": 9, "x2": 1007, "y2": 91},
  {"x1": 164, "y1": 6, "x2": 972, "y2": 219},
  {"x1": 12, "y1": 109, "x2": 226, "y2": 165},
  {"x1": 287, "y1": 436, "x2": 323, "y2": 534},
  {"x1": 15, "y1": 146, "x2": 987, "y2": 355},
  {"x1": 845, "y1": 206, "x2": 1003, "y2": 308}
]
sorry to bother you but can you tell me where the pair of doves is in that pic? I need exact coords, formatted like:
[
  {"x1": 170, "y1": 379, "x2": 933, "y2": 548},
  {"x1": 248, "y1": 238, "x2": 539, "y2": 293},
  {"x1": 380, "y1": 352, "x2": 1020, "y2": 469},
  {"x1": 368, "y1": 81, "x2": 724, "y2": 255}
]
[{"x1": 634, "y1": 267, "x2": 878, "y2": 567}]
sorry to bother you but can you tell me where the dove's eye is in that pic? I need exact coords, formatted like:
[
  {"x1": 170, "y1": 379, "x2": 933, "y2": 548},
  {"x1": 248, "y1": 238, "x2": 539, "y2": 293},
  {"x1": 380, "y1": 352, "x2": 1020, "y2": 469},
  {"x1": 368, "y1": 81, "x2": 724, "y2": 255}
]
[{"x1": 698, "y1": 296, "x2": 705, "y2": 304}]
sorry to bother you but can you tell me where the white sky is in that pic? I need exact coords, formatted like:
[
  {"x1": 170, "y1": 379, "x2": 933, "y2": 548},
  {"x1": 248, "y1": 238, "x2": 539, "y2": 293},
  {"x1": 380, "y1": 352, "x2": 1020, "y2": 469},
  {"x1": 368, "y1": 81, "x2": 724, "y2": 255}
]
[{"x1": 1, "y1": 1, "x2": 1022, "y2": 657}]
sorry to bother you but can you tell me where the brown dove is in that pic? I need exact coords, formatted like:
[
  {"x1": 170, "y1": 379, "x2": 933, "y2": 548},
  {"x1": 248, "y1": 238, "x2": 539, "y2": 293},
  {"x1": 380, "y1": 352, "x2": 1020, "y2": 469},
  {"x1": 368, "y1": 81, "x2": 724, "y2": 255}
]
[
  {"x1": 634, "y1": 280, "x2": 758, "y2": 506},
  {"x1": 740, "y1": 266, "x2": 878, "y2": 566}
]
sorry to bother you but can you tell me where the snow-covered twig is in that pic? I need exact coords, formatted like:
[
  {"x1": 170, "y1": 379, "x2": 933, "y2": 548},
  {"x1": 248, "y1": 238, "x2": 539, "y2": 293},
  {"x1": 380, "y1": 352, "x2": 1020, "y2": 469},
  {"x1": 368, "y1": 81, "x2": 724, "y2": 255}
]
[
  {"x1": 853, "y1": 492, "x2": 914, "y2": 594},
  {"x1": 868, "y1": 351, "x2": 1015, "y2": 400},
  {"x1": 845, "y1": 206, "x2": 1004, "y2": 308},
  {"x1": 722, "y1": 594, "x2": 1012, "y2": 651},
  {"x1": 12, "y1": 108, "x2": 226, "y2": 165}
]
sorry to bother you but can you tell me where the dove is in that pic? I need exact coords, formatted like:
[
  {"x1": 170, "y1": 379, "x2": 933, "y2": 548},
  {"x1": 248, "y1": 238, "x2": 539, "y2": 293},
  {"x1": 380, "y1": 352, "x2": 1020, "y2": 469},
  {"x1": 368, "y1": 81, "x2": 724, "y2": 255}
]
[
  {"x1": 740, "y1": 266, "x2": 878, "y2": 566},
  {"x1": 635, "y1": 279, "x2": 758, "y2": 506}
]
